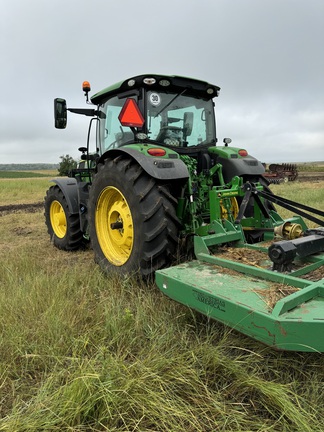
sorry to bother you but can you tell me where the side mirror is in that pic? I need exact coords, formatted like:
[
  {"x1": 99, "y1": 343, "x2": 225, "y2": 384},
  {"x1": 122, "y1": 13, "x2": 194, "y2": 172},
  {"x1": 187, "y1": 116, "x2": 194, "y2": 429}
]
[
  {"x1": 183, "y1": 112, "x2": 193, "y2": 137},
  {"x1": 54, "y1": 98, "x2": 67, "y2": 129}
]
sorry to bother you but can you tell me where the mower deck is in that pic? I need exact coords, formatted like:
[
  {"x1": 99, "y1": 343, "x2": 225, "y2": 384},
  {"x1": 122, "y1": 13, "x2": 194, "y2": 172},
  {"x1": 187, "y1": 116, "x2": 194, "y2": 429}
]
[{"x1": 155, "y1": 249, "x2": 324, "y2": 352}]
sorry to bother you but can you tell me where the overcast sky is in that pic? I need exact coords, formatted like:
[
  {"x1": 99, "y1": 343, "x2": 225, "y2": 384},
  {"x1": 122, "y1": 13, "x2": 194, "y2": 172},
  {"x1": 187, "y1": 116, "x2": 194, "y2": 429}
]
[{"x1": 1, "y1": 0, "x2": 323, "y2": 164}]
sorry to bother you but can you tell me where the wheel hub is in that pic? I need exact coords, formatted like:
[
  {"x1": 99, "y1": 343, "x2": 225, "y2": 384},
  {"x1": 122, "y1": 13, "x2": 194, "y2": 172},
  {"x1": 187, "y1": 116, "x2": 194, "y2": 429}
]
[
  {"x1": 96, "y1": 186, "x2": 134, "y2": 266},
  {"x1": 50, "y1": 200, "x2": 67, "y2": 238}
]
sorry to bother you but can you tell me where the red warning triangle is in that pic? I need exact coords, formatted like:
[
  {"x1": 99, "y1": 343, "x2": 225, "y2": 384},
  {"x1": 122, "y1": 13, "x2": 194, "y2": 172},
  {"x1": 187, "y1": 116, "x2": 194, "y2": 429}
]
[{"x1": 118, "y1": 98, "x2": 144, "y2": 128}]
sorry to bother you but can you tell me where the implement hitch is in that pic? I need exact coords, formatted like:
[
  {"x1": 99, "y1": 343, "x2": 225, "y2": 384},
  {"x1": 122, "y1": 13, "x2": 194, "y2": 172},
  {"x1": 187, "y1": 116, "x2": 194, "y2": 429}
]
[{"x1": 238, "y1": 182, "x2": 324, "y2": 271}]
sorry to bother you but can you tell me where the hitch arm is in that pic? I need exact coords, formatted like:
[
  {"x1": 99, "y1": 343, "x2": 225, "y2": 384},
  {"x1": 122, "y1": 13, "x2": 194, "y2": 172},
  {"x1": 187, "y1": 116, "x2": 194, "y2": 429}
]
[
  {"x1": 258, "y1": 189, "x2": 324, "y2": 227},
  {"x1": 235, "y1": 183, "x2": 270, "y2": 224}
]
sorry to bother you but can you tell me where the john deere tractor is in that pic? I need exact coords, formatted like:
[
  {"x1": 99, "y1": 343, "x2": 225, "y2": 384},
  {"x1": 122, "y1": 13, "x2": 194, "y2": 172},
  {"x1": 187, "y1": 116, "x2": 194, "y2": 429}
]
[{"x1": 45, "y1": 74, "x2": 324, "y2": 352}]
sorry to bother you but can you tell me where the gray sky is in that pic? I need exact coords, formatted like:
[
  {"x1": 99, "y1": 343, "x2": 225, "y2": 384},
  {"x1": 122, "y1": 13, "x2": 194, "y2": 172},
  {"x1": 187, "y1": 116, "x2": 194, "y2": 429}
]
[{"x1": 1, "y1": 0, "x2": 323, "y2": 164}]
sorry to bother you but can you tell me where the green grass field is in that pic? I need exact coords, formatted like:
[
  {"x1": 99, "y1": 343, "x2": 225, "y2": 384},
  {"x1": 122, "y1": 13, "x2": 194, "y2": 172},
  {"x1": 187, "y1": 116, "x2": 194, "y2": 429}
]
[
  {"x1": 0, "y1": 175, "x2": 323, "y2": 431},
  {"x1": 0, "y1": 171, "x2": 58, "y2": 206}
]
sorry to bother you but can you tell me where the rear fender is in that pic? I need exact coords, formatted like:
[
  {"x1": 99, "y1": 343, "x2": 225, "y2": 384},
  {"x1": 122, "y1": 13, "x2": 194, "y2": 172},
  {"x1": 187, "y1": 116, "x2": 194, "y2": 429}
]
[
  {"x1": 50, "y1": 178, "x2": 79, "y2": 214},
  {"x1": 208, "y1": 146, "x2": 265, "y2": 183},
  {"x1": 98, "y1": 147, "x2": 189, "y2": 181},
  {"x1": 217, "y1": 156, "x2": 265, "y2": 183}
]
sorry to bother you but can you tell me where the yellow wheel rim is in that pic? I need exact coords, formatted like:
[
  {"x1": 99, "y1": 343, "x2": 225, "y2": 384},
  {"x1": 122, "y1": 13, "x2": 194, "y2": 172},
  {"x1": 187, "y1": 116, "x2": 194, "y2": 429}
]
[
  {"x1": 50, "y1": 200, "x2": 67, "y2": 238},
  {"x1": 220, "y1": 197, "x2": 239, "y2": 220},
  {"x1": 95, "y1": 186, "x2": 134, "y2": 266}
]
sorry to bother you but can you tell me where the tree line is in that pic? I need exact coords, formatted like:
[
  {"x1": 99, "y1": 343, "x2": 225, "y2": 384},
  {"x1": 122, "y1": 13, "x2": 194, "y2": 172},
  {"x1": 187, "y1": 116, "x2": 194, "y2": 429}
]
[
  {"x1": 0, "y1": 155, "x2": 77, "y2": 176},
  {"x1": 0, "y1": 163, "x2": 58, "y2": 171}
]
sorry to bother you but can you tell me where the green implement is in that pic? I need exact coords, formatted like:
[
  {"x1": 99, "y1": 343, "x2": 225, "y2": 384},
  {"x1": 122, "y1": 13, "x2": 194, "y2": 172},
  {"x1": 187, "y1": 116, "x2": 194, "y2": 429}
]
[{"x1": 156, "y1": 236, "x2": 324, "y2": 352}]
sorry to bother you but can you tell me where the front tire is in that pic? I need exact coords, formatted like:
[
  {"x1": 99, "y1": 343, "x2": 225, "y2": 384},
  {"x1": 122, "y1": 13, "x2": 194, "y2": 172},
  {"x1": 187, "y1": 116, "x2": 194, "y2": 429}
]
[
  {"x1": 88, "y1": 156, "x2": 179, "y2": 276},
  {"x1": 44, "y1": 185, "x2": 83, "y2": 250}
]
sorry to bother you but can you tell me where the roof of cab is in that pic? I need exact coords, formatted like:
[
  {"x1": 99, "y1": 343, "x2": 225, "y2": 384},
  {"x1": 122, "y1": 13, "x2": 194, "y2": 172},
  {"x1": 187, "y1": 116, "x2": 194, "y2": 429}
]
[{"x1": 90, "y1": 74, "x2": 220, "y2": 105}]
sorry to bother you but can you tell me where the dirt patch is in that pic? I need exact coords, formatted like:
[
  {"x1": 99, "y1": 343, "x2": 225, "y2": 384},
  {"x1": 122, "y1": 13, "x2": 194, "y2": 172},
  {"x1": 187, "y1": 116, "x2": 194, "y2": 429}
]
[
  {"x1": 0, "y1": 202, "x2": 43, "y2": 216},
  {"x1": 12, "y1": 226, "x2": 33, "y2": 236},
  {"x1": 297, "y1": 172, "x2": 324, "y2": 182}
]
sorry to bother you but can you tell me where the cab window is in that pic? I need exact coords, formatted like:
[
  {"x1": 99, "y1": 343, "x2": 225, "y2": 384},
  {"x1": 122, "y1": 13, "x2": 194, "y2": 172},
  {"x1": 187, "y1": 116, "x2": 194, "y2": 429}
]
[
  {"x1": 146, "y1": 91, "x2": 215, "y2": 147},
  {"x1": 99, "y1": 95, "x2": 135, "y2": 152}
]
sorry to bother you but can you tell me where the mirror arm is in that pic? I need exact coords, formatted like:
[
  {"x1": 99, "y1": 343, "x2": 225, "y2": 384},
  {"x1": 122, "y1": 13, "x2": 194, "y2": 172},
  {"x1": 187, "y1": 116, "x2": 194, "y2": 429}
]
[{"x1": 68, "y1": 108, "x2": 98, "y2": 117}]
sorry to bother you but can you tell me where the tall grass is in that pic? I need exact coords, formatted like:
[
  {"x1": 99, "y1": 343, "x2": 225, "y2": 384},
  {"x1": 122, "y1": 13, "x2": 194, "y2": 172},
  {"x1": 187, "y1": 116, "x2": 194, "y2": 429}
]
[
  {"x1": 0, "y1": 179, "x2": 323, "y2": 430},
  {"x1": 270, "y1": 181, "x2": 324, "y2": 226},
  {"x1": 297, "y1": 162, "x2": 324, "y2": 172}
]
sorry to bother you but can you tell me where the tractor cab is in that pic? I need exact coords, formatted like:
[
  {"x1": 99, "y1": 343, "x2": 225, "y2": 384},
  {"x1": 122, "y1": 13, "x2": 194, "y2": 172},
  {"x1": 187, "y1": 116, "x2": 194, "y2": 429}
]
[
  {"x1": 96, "y1": 87, "x2": 217, "y2": 152},
  {"x1": 90, "y1": 75, "x2": 219, "y2": 155},
  {"x1": 54, "y1": 75, "x2": 264, "y2": 180}
]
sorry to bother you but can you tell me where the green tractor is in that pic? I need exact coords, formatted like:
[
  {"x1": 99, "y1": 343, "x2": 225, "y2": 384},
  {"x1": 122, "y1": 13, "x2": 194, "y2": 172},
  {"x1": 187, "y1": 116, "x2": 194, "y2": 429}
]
[{"x1": 45, "y1": 74, "x2": 324, "y2": 352}]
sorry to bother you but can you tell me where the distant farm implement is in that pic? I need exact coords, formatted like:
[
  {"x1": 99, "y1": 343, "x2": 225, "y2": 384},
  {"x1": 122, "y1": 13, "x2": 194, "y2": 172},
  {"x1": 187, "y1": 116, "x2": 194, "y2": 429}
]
[{"x1": 263, "y1": 163, "x2": 298, "y2": 184}]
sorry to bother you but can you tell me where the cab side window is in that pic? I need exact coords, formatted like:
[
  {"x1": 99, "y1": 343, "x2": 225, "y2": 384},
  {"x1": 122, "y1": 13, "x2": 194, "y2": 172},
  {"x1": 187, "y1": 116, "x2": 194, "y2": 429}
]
[{"x1": 100, "y1": 96, "x2": 134, "y2": 151}]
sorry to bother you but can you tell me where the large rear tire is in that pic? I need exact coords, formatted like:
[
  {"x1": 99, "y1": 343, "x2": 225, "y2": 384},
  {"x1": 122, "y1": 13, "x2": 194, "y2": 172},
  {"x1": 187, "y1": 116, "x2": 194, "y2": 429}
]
[
  {"x1": 44, "y1": 185, "x2": 83, "y2": 250},
  {"x1": 88, "y1": 155, "x2": 179, "y2": 276}
]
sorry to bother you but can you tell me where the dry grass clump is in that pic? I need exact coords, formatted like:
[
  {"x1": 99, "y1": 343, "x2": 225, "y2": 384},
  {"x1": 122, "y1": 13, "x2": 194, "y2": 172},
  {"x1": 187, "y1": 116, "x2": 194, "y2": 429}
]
[
  {"x1": 253, "y1": 283, "x2": 300, "y2": 310},
  {"x1": 218, "y1": 246, "x2": 269, "y2": 268}
]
